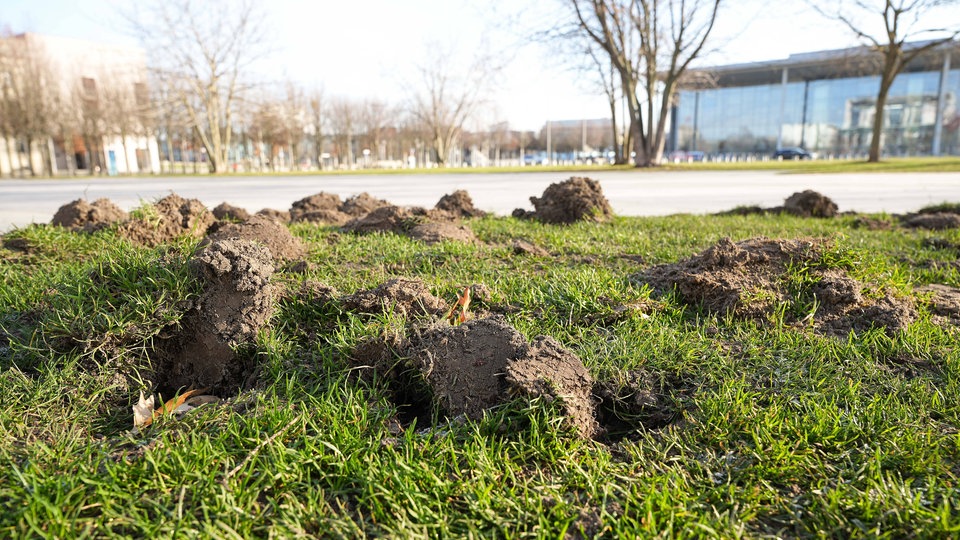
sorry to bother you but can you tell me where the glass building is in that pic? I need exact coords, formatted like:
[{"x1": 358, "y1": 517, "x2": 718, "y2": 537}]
[{"x1": 670, "y1": 42, "x2": 960, "y2": 158}]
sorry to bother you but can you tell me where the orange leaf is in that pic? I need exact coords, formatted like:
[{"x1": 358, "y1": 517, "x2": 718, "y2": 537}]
[{"x1": 142, "y1": 387, "x2": 208, "y2": 428}]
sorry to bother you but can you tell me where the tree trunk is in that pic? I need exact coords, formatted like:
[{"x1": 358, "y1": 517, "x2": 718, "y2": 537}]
[{"x1": 869, "y1": 71, "x2": 896, "y2": 163}]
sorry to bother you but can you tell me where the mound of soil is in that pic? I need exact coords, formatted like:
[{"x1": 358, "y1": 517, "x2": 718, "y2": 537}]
[
  {"x1": 256, "y1": 208, "x2": 292, "y2": 224},
  {"x1": 290, "y1": 192, "x2": 351, "y2": 224},
  {"x1": 212, "y1": 202, "x2": 251, "y2": 222},
  {"x1": 903, "y1": 213, "x2": 960, "y2": 230},
  {"x1": 408, "y1": 222, "x2": 478, "y2": 244},
  {"x1": 155, "y1": 238, "x2": 275, "y2": 394},
  {"x1": 201, "y1": 214, "x2": 306, "y2": 263},
  {"x1": 852, "y1": 216, "x2": 893, "y2": 230},
  {"x1": 343, "y1": 206, "x2": 417, "y2": 235},
  {"x1": 512, "y1": 239, "x2": 550, "y2": 257},
  {"x1": 51, "y1": 198, "x2": 128, "y2": 232},
  {"x1": 343, "y1": 277, "x2": 448, "y2": 317},
  {"x1": 118, "y1": 194, "x2": 215, "y2": 247},
  {"x1": 637, "y1": 237, "x2": 915, "y2": 336},
  {"x1": 341, "y1": 192, "x2": 391, "y2": 217},
  {"x1": 917, "y1": 284, "x2": 960, "y2": 326},
  {"x1": 784, "y1": 190, "x2": 838, "y2": 218},
  {"x1": 434, "y1": 190, "x2": 486, "y2": 219},
  {"x1": 352, "y1": 315, "x2": 598, "y2": 438},
  {"x1": 528, "y1": 177, "x2": 613, "y2": 224}
]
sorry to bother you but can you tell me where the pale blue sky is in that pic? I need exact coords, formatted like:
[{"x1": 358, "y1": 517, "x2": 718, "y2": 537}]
[{"x1": 4, "y1": 0, "x2": 957, "y2": 130}]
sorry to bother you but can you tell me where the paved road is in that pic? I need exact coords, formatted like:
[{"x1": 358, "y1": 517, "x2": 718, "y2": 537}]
[{"x1": 2, "y1": 170, "x2": 959, "y2": 232}]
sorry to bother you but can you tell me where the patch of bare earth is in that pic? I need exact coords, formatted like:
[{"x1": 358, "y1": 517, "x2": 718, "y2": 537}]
[
  {"x1": 636, "y1": 237, "x2": 915, "y2": 336},
  {"x1": 903, "y1": 213, "x2": 960, "y2": 230},
  {"x1": 201, "y1": 214, "x2": 306, "y2": 263},
  {"x1": 118, "y1": 194, "x2": 215, "y2": 247},
  {"x1": 917, "y1": 284, "x2": 960, "y2": 326},
  {"x1": 290, "y1": 192, "x2": 351, "y2": 225},
  {"x1": 342, "y1": 277, "x2": 448, "y2": 317},
  {"x1": 51, "y1": 198, "x2": 128, "y2": 232},
  {"x1": 212, "y1": 202, "x2": 251, "y2": 222},
  {"x1": 256, "y1": 208, "x2": 292, "y2": 224},
  {"x1": 154, "y1": 238, "x2": 275, "y2": 395},
  {"x1": 523, "y1": 177, "x2": 614, "y2": 224}
]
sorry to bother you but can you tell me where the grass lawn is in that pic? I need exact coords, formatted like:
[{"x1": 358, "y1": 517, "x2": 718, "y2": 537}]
[{"x1": 1, "y1": 207, "x2": 960, "y2": 538}]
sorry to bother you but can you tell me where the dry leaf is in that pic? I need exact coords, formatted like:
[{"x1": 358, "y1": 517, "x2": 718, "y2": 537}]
[
  {"x1": 445, "y1": 287, "x2": 472, "y2": 325},
  {"x1": 132, "y1": 391, "x2": 155, "y2": 431}
]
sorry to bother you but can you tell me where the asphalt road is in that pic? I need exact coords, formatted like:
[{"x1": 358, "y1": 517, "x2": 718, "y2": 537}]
[{"x1": 2, "y1": 170, "x2": 959, "y2": 232}]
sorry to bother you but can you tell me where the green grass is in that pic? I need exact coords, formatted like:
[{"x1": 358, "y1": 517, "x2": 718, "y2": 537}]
[{"x1": 2, "y1": 210, "x2": 960, "y2": 537}]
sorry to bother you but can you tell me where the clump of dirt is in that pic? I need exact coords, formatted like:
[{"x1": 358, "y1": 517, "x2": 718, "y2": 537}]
[
  {"x1": 505, "y1": 335, "x2": 598, "y2": 438},
  {"x1": 201, "y1": 214, "x2": 306, "y2": 263},
  {"x1": 636, "y1": 237, "x2": 915, "y2": 336},
  {"x1": 343, "y1": 205, "x2": 417, "y2": 235},
  {"x1": 342, "y1": 277, "x2": 448, "y2": 317},
  {"x1": 512, "y1": 239, "x2": 551, "y2": 257},
  {"x1": 783, "y1": 190, "x2": 838, "y2": 218},
  {"x1": 256, "y1": 208, "x2": 292, "y2": 224},
  {"x1": 154, "y1": 238, "x2": 275, "y2": 394},
  {"x1": 852, "y1": 216, "x2": 893, "y2": 230},
  {"x1": 341, "y1": 192, "x2": 391, "y2": 217},
  {"x1": 902, "y1": 213, "x2": 960, "y2": 230},
  {"x1": 51, "y1": 198, "x2": 128, "y2": 232},
  {"x1": 917, "y1": 284, "x2": 960, "y2": 326},
  {"x1": 118, "y1": 194, "x2": 215, "y2": 247},
  {"x1": 212, "y1": 202, "x2": 251, "y2": 222},
  {"x1": 351, "y1": 314, "x2": 599, "y2": 438},
  {"x1": 434, "y1": 190, "x2": 486, "y2": 219},
  {"x1": 408, "y1": 222, "x2": 478, "y2": 244},
  {"x1": 290, "y1": 192, "x2": 351, "y2": 224},
  {"x1": 527, "y1": 177, "x2": 613, "y2": 224}
]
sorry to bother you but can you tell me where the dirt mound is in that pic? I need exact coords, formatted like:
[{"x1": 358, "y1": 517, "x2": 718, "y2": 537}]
[
  {"x1": 343, "y1": 205, "x2": 417, "y2": 235},
  {"x1": 201, "y1": 214, "x2": 306, "y2": 262},
  {"x1": 352, "y1": 314, "x2": 598, "y2": 438},
  {"x1": 528, "y1": 177, "x2": 613, "y2": 224},
  {"x1": 51, "y1": 198, "x2": 128, "y2": 232},
  {"x1": 512, "y1": 239, "x2": 550, "y2": 257},
  {"x1": 343, "y1": 277, "x2": 447, "y2": 317},
  {"x1": 903, "y1": 213, "x2": 960, "y2": 230},
  {"x1": 118, "y1": 194, "x2": 215, "y2": 247},
  {"x1": 212, "y1": 202, "x2": 251, "y2": 222},
  {"x1": 637, "y1": 237, "x2": 915, "y2": 336},
  {"x1": 852, "y1": 216, "x2": 893, "y2": 230},
  {"x1": 341, "y1": 192, "x2": 391, "y2": 217},
  {"x1": 917, "y1": 284, "x2": 960, "y2": 326},
  {"x1": 408, "y1": 222, "x2": 478, "y2": 244},
  {"x1": 290, "y1": 192, "x2": 346, "y2": 223},
  {"x1": 256, "y1": 208, "x2": 291, "y2": 224},
  {"x1": 155, "y1": 238, "x2": 275, "y2": 394},
  {"x1": 434, "y1": 190, "x2": 486, "y2": 219},
  {"x1": 505, "y1": 336, "x2": 598, "y2": 438},
  {"x1": 783, "y1": 190, "x2": 838, "y2": 218}
]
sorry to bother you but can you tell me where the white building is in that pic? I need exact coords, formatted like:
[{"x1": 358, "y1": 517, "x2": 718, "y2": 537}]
[{"x1": 0, "y1": 32, "x2": 160, "y2": 176}]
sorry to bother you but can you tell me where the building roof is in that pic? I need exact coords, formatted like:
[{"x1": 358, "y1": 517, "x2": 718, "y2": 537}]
[{"x1": 682, "y1": 40, "x2": 960, "y2": 89}]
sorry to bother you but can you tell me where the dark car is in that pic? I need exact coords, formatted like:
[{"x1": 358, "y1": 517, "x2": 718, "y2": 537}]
[{"x1": 773, "y1": 147, "x2": 812, "y2": 160}]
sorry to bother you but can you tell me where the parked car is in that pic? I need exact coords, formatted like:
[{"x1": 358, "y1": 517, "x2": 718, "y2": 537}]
[{"x1": 773, "y1": 147, "x2": 812, "y2": 160}]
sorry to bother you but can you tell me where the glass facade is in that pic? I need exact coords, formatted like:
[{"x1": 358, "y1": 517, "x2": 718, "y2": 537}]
[{"x1": 673, "y1": 60, "x2": 960, "y2": 158}]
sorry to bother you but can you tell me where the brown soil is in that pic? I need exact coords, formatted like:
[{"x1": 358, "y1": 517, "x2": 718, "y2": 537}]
[
  {"x1": 342, "y1": 277, "x2": 448, "y2": 317},
  {"x1": 290, "y1": 192, "x2": 347, "y2": 223},
  {"x1": 118, "y1": 194, "x2": 215, "y2": 247},
  {"x1": 212, "y1": 202, "x2": 251, "y2": 222},
  {"x1": 637, "y1": 237, "x2": 915, "y2": 336},
  {"x1": 512, "y1": 239, "x2": 551, "y2": 257},
  {"x1": 917, "y1": 284, "x2": 960, "y2": 326},
  {"x1": 505, "y1": 335, "x2": 598, "y2": 438},
  {"x1": 256, "y1": 208, "x2": 292, "y2": 224},
  {"x1": 408, "y1": 222, "x2": 478, "y2": 244},
  {"x1": 903, "y1": 213, "x2": 960, "y2": 230},
  {"x1": 593, "y1": 370, "x2": 682, "y2": 438},
  {"x1": 343, "y1": 205, "x2": 417, "y2": 235},
  {"x1": 851, "y1": 216, "x2": 893, "y2": 230},
  {"x1": 434, "y1": 190, "x2": 487, "y2": 219},
  {"x1": 783, "y1": 190, "x2": 838, "y2": 218},
  {"x1": 154, "y1": 238, "x2": 275, "y2": 394},
  {"x1": 51, "y1": 198, "x2": 128, "y2": 232},
  {"x1": 528, "y1": 177, "x2": 613, "y2": 224},
  {"x1": 341, "y1": 192, "x2": 391, "y2": 217},
  {"x1": 201, "y1": 214, "x2": 306, "y2": 263}
]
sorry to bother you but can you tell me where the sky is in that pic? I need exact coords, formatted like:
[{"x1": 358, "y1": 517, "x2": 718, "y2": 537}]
[{"x1": 3, "y1": 0, "x2": 959, "y2": 131}]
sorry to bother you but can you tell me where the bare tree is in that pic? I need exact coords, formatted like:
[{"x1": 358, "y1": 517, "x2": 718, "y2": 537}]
[
  {"x1": 808, "y1": 0, "x2": 960, "y2": 162},
  {"x1": 307, "y1": 87, "x2": 326, "y2": 169},
  {"x1": 565, "y1": 0, "x2": 722, "y2": 166},
  {"x1": 328, "y1": 97, "x2": 357, "y2": 169},
  {"x1": 407, "y1": 48, "x2": 494, "y2": 167},
  {"x1": 127, "y1": 0, "x2": 265, "y2": 173}
]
